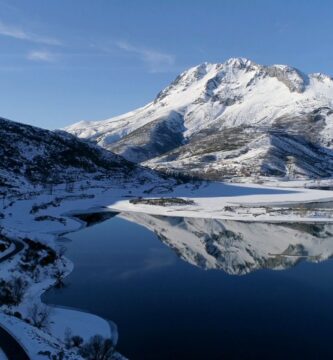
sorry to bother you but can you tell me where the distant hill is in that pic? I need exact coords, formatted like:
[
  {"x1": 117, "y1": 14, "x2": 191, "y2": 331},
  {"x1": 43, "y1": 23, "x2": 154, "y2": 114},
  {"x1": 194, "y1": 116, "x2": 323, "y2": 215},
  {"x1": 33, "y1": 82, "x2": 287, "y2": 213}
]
[{"x1": 0, "y1": 117, "x2": 166, "y2": 194}]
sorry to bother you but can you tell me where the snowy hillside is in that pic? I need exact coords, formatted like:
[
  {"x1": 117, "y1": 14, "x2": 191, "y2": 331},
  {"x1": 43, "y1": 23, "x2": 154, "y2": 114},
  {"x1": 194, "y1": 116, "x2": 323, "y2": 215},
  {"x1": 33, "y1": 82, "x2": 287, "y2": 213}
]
[
  {"x1": 66, "y1": 58, "x2": 333, "y2": 181},
  {"x1": 0, "y1": 117, "x2": 169, "y2": 195}
]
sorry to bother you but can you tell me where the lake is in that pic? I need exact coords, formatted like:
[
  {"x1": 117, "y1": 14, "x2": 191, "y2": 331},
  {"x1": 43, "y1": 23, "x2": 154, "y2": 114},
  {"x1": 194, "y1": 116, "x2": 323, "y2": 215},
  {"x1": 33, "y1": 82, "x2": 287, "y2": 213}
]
[{"x1": 43, "y1": 212, "x2": 333, "y2": 359}]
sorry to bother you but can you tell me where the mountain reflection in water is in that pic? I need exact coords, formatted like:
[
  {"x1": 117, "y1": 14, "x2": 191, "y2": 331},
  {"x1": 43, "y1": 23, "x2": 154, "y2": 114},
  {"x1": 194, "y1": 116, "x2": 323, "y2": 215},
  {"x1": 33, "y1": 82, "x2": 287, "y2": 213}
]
[
  {"x1": 45, "y1": 212, "x2": 333, "y2": 360},
  {"x1": 120, "y1": 212, "x2": 333, "y2": 275}
]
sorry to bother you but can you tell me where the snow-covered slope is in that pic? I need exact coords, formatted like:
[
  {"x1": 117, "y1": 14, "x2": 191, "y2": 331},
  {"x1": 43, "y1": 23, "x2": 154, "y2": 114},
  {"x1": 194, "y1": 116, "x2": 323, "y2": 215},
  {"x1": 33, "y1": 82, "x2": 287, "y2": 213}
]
[
  {"x1": 121, "y1": 213, "x2": 333, "y2": 275},
  {"x1": 0, "y1": 117, "x2": 167, "y2": 195},
  {"x1": 66, "y1": 57, "x2": 333, "y2": 181}
]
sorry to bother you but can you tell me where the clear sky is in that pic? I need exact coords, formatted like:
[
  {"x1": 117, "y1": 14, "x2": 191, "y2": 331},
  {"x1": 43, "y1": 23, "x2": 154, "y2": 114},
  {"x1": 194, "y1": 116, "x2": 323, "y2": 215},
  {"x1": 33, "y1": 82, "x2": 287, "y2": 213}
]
[{"x1": 0, "y1": 0, "x2": 332, "y2": 129}]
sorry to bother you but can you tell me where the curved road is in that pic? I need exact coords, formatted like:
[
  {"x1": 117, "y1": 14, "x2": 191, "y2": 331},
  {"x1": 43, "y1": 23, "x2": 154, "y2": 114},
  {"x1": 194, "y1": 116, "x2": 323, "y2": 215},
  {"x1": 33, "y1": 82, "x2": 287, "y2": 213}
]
[
  {"x1": 0, "y1": 240, "x2": 24, "y2": 263},
  {"x1": 0, "y1": 240, "x2": 30, "y2": 359},
  {"x1": 0, "y1": 325, "x2": 30, "y2": 360}
]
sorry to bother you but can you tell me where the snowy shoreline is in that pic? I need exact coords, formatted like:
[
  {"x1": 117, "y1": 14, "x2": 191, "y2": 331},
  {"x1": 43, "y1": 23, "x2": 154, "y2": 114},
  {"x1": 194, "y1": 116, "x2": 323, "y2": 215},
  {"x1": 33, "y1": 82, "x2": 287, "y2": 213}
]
[
  {"x1": 107, "y1": 182, "x2": 333, "y2": 223},
  {"x1": 1, "y1": 180, "x2": 333, "y2": 358},
  {"x1": 0, "y1": 193, "x2": 123, "y2": 359}
]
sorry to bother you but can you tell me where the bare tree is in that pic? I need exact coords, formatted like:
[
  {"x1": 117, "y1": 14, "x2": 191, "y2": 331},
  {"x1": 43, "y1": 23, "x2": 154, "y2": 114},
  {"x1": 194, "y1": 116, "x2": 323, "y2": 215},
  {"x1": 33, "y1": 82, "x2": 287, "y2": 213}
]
[
  {"x1": 64, "y1": 327, "x2": 84, "y2": 349},
  {"x1": 0, "y1": 277, "x2": 27, "y2": 305},
  {"x1": 10, "y1": 277, "x2": 27, "y2": 305},
  {"x1": 53, "y1": 267, "x2": 66, "y2": 288},
  {"x1": 79, "y1": 335, "x2": 115, "y2": 360},
  {"x1": 28, "y1": 303, "x2": 51, "y2": 330},
  {"x1": 71, "y1": 335, "x2": 84, "y2": 348},
  {"x1": 64, "y1": 327, "x2": 73, "y2": 349}
]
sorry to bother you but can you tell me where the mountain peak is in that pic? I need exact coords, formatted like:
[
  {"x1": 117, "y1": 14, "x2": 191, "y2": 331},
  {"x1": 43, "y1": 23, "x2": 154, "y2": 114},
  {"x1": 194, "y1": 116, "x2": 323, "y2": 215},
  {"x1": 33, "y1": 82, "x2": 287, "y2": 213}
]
[
  {"x1": 154, "y1": 58, "x2": 257, "y2": 102},
  {"x1": 264, "y1": 64, "x2": 308, "y2": 93},
  {"x1": 224, "y1": 57, "x2": 255, "y2": 69},
  {"x1": 66, "y1": 58, "x2": 333, "y2": 177},
  {"x1": 154, "y1": 57, "x2": 313, "y2": 104}
]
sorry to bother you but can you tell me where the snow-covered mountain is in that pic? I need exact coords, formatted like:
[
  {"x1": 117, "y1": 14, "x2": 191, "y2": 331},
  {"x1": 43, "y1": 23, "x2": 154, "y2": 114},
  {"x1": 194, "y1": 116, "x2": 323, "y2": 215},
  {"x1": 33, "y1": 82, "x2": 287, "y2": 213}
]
[
  {"x1": 66, "y1": 58, "x2": 333, "y2": 181},
  {"x1": 0, "y1": 117, "x2": 167, "y2": 194},
  {"x1": 121, "y1": 212, "x2": 333, "y2": 275}
]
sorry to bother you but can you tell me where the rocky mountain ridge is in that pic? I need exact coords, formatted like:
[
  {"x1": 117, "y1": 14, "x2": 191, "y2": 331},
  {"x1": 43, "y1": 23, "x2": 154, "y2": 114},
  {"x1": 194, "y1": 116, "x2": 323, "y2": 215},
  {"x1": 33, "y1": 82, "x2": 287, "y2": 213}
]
[{"x1": 66, "y1": 57, "x2": 333, "y2": 181}]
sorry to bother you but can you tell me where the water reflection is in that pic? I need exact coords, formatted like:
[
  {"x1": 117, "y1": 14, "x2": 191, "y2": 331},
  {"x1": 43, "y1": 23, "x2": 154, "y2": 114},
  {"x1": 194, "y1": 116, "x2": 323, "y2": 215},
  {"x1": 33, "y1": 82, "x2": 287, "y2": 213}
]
[
  {"x1": 120, "y1": 213, "x2": 333, "y2": 274},
  {"x1": 45, "y1": 212, "x2": 333, "y2": 359}
]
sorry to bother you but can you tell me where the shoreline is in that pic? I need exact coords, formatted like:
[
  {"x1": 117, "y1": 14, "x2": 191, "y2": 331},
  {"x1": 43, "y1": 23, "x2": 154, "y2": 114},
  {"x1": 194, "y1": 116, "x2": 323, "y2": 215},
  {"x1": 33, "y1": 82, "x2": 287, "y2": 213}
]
[
  {"x1": 0, "y1": 206, "x2": 123, "y2": 359},
  {"x1": 1, "y1": 180, "x2": 333, "y2": 358}
]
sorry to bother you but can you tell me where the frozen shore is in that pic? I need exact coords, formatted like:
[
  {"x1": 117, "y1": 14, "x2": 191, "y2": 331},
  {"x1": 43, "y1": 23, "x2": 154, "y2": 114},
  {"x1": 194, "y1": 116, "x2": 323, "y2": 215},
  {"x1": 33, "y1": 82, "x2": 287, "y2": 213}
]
[{"x1": 1, "y1": 179, "x2": 333, "y2": 358}]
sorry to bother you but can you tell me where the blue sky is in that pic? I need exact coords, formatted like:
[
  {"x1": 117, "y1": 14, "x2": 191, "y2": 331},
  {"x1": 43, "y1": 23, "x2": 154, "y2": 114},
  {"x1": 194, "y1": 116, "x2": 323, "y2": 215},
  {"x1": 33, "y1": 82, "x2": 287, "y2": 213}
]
[{"x1": 0, "y1": 0, "x2": 332, "y2": 129}]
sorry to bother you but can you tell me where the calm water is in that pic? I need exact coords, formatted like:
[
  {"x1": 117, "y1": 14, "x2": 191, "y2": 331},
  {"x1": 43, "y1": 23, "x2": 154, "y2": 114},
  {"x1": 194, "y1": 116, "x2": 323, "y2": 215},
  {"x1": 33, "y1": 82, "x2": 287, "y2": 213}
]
[{"x1": 43, "y1": 213, "x2": 333, "y2": 359}]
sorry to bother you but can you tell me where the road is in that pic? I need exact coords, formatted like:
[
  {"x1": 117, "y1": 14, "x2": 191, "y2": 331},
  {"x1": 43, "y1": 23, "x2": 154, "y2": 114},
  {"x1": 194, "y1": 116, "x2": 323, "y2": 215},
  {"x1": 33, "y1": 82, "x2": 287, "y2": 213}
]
[
  {"x1": 0, "y1": 325, "x2": 30, "y2": 360},
  {"x1": 0, "y1": 239, "x2": 29, "y2": 359},
  {"x1": 0, "y1": 240, "x2": 24, "y2": 263}
]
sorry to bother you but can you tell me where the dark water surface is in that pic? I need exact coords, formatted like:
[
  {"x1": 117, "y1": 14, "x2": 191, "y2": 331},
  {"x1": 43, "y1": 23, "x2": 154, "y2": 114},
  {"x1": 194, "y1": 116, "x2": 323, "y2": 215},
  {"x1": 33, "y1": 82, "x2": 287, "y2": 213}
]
[{"x1": 43, "y1": 214, "x2": 333, "y2": 360}]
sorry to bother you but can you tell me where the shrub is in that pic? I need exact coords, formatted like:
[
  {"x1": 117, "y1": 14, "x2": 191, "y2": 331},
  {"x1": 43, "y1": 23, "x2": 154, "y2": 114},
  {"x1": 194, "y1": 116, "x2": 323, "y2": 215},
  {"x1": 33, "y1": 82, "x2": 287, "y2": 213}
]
[
  {"x1": 20, "y1": 239, "x2": 58, "y2": 273},
  {"x1": 28, "y1": 303, "x2": 51, "y2": 330},
  {"x1": 64, "y1": 328, "x2": 84, "y2": 349},
  {"x1": 79, "y1": 335, "x2": 115, "y2": 360},
  {"x1": 53, "y1": 268, "x2": 66, "y2": 288},
  {"x1": 72, "y1": 335, "x2": 84, "y2": 348},
  {"x1": 0, "y1": 277, "x2": 27, "y2": 305},
  {"x1": 130, "y1": 197, "x2": 195, "y2": 206},
  {"x1": 13, "y1": 311, "x2": 22, "y2": 319}
]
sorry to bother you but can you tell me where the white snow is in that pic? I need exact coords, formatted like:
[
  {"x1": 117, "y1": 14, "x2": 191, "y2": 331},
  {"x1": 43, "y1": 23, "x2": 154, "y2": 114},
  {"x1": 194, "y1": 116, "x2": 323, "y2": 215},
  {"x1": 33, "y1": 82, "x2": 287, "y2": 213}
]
[
  {"x1": 49, "y1": 307, "x2": 112, "y2": 343},
  {"x1": 1, "y1": 178, "x2": 333, "y2": 358},
  {"x1": 0, "y1": 348, "x2": 7, "y2": 360},
  {"x1": 0, "y1": 243, "x2": 15, "y2": 260},
  {"x1": 106, "y1": 182, "x2": 333, "y2": 222},
  {"x1": 0, "y1": 313, "x2": 82, "y2": 360},
  {"x1": 2, "y1": 56, "x2": 333, "y2": 358},
  {"x1": 65, "y1": 57, "x2": 333, "y2": 160}
]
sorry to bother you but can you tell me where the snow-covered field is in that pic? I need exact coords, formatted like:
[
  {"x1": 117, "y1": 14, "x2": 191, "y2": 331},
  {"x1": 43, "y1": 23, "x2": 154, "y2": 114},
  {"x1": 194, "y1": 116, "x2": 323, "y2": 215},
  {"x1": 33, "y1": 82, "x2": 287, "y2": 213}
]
[{"x1": 108, "y1": 181, "x2": 333, "y2": 222}]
